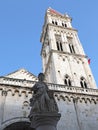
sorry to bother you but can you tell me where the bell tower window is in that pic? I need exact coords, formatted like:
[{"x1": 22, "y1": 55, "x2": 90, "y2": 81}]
[
  {"x1": 67, "y1": 37, "x2": 75, "y2": 54},
  {"x1": 52, "y1": 21, "x2": 54, "y2": 24},
  {"x1": 69, "y1": 44, "x2": 75, "y2": 53},
  {"x1": 64, "y1": 75, "x2": 72, "y2": 86},
  {"x1": 62, "y1": 23, "x2": 67, "y2": 27},
  {"x1": 62, "y1": 23, "x2": 64, "y2": 27},
  {"x1": 69, "y1": 44, "x2": 73, "y2": 53},
  {"x1": 60, "y1": 42, "x2": 63, "y2": 51},
  {"x1": 56, "y1": 41, "x2": 60, "y2": 51},
  {"x1": 52, "y1": 20, "x2": 58, "y2": 25},
  {"x1": 64, "y1": 23, "x2": 67, "y2": 27},
  {"x1": 55, "y1": 35, "x2": 63, "y2": 51},
  {"x1": 55, "y1": 21, "x2": 58, "y2": 25},
  {"x1": 80, "y1": 77, "x2": 87, "y2": 88}
]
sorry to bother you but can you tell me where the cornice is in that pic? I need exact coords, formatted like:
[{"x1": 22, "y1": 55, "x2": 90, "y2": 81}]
[
  {"x1": 40, "y1": 23, "x2": 77, "y2": 44},
  {"x1": 54, "y1": 91, "x2": 98, "y2": 104},
  {"x1": 51, "y1": 49, "x2": 87, "y2": 59},
  {"x1": 48, "y1": 23, "x2": 77, "y2": 32},
  {"x1": 0, "y1": 82, "x2": 98, "y2": 105}
]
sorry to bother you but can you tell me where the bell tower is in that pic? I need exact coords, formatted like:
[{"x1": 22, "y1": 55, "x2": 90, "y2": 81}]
[{"x1": 40, "y1": 8, "x2": 97, "y2": 89}]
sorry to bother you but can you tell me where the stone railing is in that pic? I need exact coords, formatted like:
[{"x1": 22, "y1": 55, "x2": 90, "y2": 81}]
[
  {"x1": 48, "y1": 83, "x2": 98, "y2": 96},
  {"x1": 0, "y1": 76, "x2": 35, "y2": 88},
  {"x1": 0, "y1": 77, "x2": 98, "y2": 96}
]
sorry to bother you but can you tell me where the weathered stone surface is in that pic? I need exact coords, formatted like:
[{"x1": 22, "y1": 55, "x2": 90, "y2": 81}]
[{"x1": 0, "y1": 81, "x2": 98, "y2": 130}]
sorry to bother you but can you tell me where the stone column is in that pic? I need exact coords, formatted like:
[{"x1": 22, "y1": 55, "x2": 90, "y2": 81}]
[{"x1": 30, "y1": 112, "x2": 61, "y2": 130}]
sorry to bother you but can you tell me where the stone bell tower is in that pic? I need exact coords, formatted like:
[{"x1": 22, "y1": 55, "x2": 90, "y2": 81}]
[{"x1": 40, "y1": 8, "x2": 97, "y2": 89}]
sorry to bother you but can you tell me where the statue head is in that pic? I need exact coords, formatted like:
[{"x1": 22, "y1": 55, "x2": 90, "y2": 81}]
[{"x1": 38, "y1": 73, "x2": 45, "y2": 82}]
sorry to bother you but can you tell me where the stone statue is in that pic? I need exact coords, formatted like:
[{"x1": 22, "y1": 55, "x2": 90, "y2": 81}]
[
  {"x1": 29, "y1": 73, "x2": 58, "y2": 119},
  {"x1": 28, "y1": 73, "x2": 61, "y2": 130}
]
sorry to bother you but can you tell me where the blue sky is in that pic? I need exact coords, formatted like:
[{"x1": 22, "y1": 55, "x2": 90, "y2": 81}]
[{"x1": 0, "y1": 1, "x2": 98, "y2": 86}]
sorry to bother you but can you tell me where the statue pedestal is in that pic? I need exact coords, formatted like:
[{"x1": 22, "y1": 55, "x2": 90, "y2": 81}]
[{"x1": 30, "y1": 112, "x2": 61, "y2": 130}]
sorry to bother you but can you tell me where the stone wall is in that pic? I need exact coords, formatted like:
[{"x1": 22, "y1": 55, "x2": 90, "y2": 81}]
[
  {"x1": 55, "y1": 92, "x2": 98, "y2": 130},
  {"x1": 0, "y1": 82, "x2": 98, "y2": 130},
  {"x1": 0, "y1": 84, "x2": 32, "y2": 130}
]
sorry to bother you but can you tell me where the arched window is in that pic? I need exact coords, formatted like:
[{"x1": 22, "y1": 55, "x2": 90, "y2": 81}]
[
  {"x1": 69, "y1": 44, "x2": 75, "y2": 54},
  {"x1": 56, "y1": 41, "x2": 60, "y2": 51},
  {"x1": 80, "y1": 77, "x2": 87, "y2": 88},
  {"x1": 69, "y1": 44, "x2": 73, "y2": 53},
  {"x1": 72, "y1": 44, "x2": 75, "y2": 53},
  {"x1": 55, "y1": 21, "x2": 58, "y2": 25},
  {"x1": 60, "y1": 42, "x2": 63, "y2": 51},
  {"x1": 62, "y1": 23, "x2": 64, "y2": 27},
  {"x1": 62, "y1": 23, "x2": 67, "y2": 27},
  {"x1": 64, "y1": 75, "x2": 72, "y2": 86},
  {"x1": 52, "y1": 20, "x2": 54, "y2": 24},
  {"x1": 56, "y1": 41, "x2": 63, "y2": 51},
  {"x1": 64, "y1": 23, "x2": 67, "y2": 27},
  {"x1": 67, "y1": 37, "x2": 75, "y2": 54},
  {"x1": 55, "y1": 35, "x2": 63, "y2": 51}
]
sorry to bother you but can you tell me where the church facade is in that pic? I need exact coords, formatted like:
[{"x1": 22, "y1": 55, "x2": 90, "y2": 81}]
[{"x1": 0, "y1": 8, "x2": 98, "y2": 130}]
